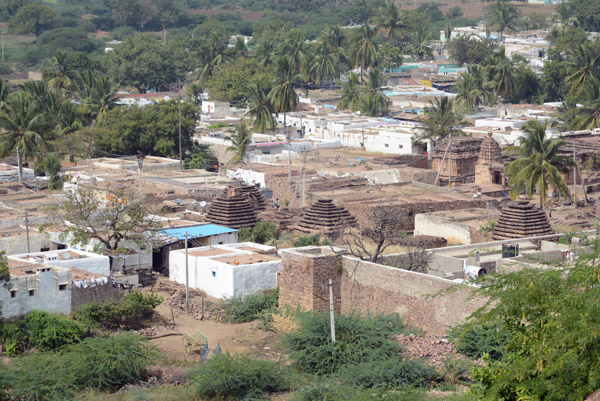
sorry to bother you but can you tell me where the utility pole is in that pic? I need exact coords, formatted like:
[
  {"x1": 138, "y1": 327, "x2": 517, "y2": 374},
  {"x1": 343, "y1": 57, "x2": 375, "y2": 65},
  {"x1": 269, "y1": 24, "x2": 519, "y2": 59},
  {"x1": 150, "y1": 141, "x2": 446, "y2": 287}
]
[
  {"x1": 1, "y1": 29, "x2": 4, "y2": 62},
  {"x1": 25, "y1": 211, "x2": 30, "y2": 253},
  {"x1": 448, "y1": 137, "x2": 452, "y2": 189},
  {"x1": 185, "y1": 232, "x2": 189, "y2": 315},
  {"x1": 328, "y1": 279, "x2": 336, "y2": 344},
  {"x1": 573, "y1": 143, "x2": 577, "y2": 207},
  {"x1": 178, "y1": 90, "x2": 183, "y2": 170}
]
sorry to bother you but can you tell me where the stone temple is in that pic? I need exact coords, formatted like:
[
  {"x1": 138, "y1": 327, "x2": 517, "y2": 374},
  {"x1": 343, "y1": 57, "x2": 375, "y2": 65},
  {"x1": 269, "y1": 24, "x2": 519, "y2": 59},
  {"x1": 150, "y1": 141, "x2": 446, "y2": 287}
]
[
  {"x1": 298, "y1": 199, "x2": 356, "y2": 234},
  {"x1": 492, "y1": 201, "x2": 554, "y2": 240},
  {"x1": 206, "y1": 186, "x2": 258, "y2": 229},
  {"x1": 475, "y1": 133, "x2": 504, "y2": 186}
]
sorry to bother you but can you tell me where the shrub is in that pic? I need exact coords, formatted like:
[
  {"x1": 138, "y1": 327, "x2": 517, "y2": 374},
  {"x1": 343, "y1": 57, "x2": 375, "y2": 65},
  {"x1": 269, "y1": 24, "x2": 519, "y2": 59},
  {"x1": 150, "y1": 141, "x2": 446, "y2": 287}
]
[
  {"x1": 283, "y1": 312, "x2": 406, "y2": 375},
  {"x1": 192, "y1": 353, "x2": 288, "y2": 400},
  {"x1": 221, "y1": 288, "x2": 279, "y2": 323},
  {"x1": 336, "y1": 357, "x2": 442, "y2": 389},
  {"x1": 291, "y1": 383, "x2": 440, "y2": 401},
  {"x1": 0, "y1": 320, "x2": 24, "y2": 356},
  {"x1": 73, "y1": 292, "x2": 162, "y2": 329},
  {"x1": 294, "y1": 234, "x2": 326, "y2": 247},
  {"x1": 237, "y1": 227, "x2": 253, "y2": 242},
  {"x1": 21, "y1": 310, "x2": 86, "y2": 351},
  {"x1": 449, "y1": 324, "x2": 510, "y2": 360},
  {"x1": 252, "y1": 222, "x2": 277, "y2": 244},
  {"x1": 1, "y1": 334, "x2": 155, "y2": 400},
  {"x1": 63, "y1": 334, "x2": 158, "y2": 390}
]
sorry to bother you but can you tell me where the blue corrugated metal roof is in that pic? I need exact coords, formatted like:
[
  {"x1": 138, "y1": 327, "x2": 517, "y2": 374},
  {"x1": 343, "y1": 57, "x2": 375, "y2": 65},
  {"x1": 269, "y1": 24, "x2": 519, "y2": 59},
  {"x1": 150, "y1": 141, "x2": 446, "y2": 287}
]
[{"x1": 160, "y1": 224, "x2": 237, "y2": 240}]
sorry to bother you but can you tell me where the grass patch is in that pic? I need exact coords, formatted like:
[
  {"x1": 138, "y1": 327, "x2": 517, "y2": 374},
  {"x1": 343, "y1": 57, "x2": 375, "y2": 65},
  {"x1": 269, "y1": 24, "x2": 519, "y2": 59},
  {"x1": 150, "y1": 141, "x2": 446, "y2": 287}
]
[{"x1": 218, "y1": 288, "x2": 279, "y2": 323}]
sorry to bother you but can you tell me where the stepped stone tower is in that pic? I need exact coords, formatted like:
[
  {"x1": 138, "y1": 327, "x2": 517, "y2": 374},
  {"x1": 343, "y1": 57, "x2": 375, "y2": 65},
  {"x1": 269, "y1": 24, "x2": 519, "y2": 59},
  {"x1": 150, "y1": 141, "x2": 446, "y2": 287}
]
[
  {"x1": 299, "y1": 199, "x2": 356, "y2": 234},
  {"x1": 492, "y1": 201, "x2": 554, "y2": 240},
  {"x1": 237, "y1": 183, "x2": 267, "y2": 212},
  {"x1": 475, "y1": 133, "x2": 504, "y2": 186},
  {"x1": 206, "y1": 186, "x2": 258, "y2": 228}
]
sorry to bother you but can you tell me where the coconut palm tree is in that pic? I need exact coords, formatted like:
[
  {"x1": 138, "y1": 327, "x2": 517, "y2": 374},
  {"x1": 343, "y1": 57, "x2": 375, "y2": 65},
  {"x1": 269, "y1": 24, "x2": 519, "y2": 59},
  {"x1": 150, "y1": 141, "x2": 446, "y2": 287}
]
[
  {"x1": 0, "y1": 93, "x2": 48, "y2": 183},
  {"x1": 453, "y1": 72, "x2": 495, "y2": 113},
  {"x1": 76, "y1": 69, "x2": 117, "y2": 127},
  {"x1": 566, "y1": 44, "x2": 600, "y2": 96},
  {"x1": 0, "y1": 77, "x2": 10, "y2": 104},
  {"x1": 373, "y1": 0, "x2": 406, "y2": 45},
  {"x1": 359, "y1": 68, "x2": 390, "y2": 117},
  {"x1": 246, "y1": 78, "x2": 276, "y2": 133},
  {"x1": 484, "y1": 47, "x2": 517, "y2": 100},
  {"x1": 337, "y1": 72, "x2": 362, "y2": 111},
  {"x1": 321, "y1": 25, "x2": 349, "y2": 69},
  {"x1": 44, "y1": 153, "x2": 64, "y2": 190},
  {"x1": 227, "y1": 123, "x2": 252, "y2": 164},
  {"x1": 407, "y1": 24, "x2": 433, "y2": 61},
  {"x1": 352, "y1": 24, "x2": 378, "y2": 81},
  {"x1": 280, "y1": 29, "x2": 312, "y2": 76},
  {"x1": 310, "y1": 44, "x2": 338, "y2": 87},
  {"x1": 413, "y1": 97, "x2": 467, "y2": 150},
  {"x1": 42, "y1": 49, "x2": 74, "y2": 92},
  {"x1": 485, "y1": 1, "x2": 519, "y2": 42},
  {"x1": 196, "y1": 32, "x2": 231, "y2": 83},
  {"x1": 562, "y1": 79, "x2": 600, "y2": 130},
  {"x1": 505, "y1": 120, "x2": 575, "y2": 209},
  {"x1": 268, "y1": 56, "x2": 306, "y2": 183}
]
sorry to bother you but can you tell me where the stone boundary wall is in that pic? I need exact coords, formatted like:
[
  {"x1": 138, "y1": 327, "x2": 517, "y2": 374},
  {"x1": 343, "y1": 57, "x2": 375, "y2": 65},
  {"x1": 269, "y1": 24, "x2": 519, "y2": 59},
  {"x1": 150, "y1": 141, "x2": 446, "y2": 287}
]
[
  {"x1": 340, "y1": 257, "x2": 486, "y2": 335},
  {"x1": 71, "y1": 278, "x2": 121, "y2": 310}
]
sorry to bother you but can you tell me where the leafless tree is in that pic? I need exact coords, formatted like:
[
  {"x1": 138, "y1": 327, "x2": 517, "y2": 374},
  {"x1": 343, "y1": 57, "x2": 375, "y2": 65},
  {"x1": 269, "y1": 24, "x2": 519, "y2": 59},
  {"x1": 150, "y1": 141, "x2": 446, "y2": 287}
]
[
  {"x1": 384, "y1": 245, "x2": 432, "y2": 274},
  {"x1": 328, "y1": 204, "x2": 407, "y2": 264}
]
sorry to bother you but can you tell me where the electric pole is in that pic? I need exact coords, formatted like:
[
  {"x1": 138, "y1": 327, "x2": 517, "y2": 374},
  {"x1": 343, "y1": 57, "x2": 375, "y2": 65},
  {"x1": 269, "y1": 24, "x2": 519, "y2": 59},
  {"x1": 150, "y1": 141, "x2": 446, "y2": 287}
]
[{"x1": 185, "y1": 231, "x2": 189, "y2": 315}]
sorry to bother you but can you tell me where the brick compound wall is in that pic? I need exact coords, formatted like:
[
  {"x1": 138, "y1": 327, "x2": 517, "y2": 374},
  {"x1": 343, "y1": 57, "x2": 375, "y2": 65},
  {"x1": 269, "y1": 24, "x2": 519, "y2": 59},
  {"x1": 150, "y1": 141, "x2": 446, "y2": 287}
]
[{"x1": 279, "y1": 247, "x2": 486, "y2": 335}]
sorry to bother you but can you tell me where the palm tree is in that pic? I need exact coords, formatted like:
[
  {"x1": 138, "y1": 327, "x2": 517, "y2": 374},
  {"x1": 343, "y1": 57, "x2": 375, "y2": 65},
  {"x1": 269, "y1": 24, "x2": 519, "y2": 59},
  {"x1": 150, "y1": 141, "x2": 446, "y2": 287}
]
[
  {"x1": 373, "y1": 0, "x2": 405, "y2": 45},
  {"x1": 76, "y1": 69, "x2": 117, "y2": 126},
  {"x1": 484, "y1": 47, "x2": 517, "y2": 100},
  {"x1": 562, "y1": 79, "x2": 600, "y2": 130},
  {"x1": 196, "y1": 33, "x2": 231, "y2": 83},
  {"x1": 360, "y1": 68, "x2": 390, "y2": 117},
  {"x1": 453, "y1": 72, "x2": 495, "y2": 113},
  {"x1": 44, "y1": 153, "x2": 64, "y2": 190},
  {"x1": 505, "y1": 120, "x2": 575, "y2": 209},
  {"x1": 268, "y1": 56, "x2": 306, "y2": 183},
  {"x1": 310, "y1": 44, "x2": 338, "y2": 87},
  {"x1": 227, "y1": 123, "x2": 252, "y2": 164},
  {"x1": 280, "y1": 29, "x2": 312, "y2": 76},
  {"x1": 353, "y1": 24, "x2": 378, "y2": 81},
  {"x1": 0, "y1": 77, "x2": 10, "y2": 103},
  {"x1": 0, "y1": 93, "x2": 48, "y2": 183},
  {"x1": 246, "y1": 78, "x2": 276, "y2": 133},
  {"x1": 407, "y1": 25, "x2": 433, "y2": 61},
  {"x1": 42, "y1": 49, "x2": 74, "y2": 92},
  {"x1": 337, "y1": 72, "x2": 362, "y2": 111},
  {"x1": 485, "y1": 1, "x2": 519, "y2": 42},
  {"x1": 413, "y1": 97, "x2": 467, "y2": 151},
  {"x1": 566, "y1": 45, "x2": 600, "y2": 96},
  {"x1": 321, "y1": 25, "x2": 349, "y2": 68}
]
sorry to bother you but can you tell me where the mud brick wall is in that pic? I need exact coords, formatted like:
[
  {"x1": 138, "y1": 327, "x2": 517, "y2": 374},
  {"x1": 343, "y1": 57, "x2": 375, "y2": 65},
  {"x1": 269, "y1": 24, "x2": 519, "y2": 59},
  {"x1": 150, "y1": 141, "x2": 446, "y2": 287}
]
[
  {"x1": 71, "y1": 278, "x2": 121, "y2": 310},
  {"x1": 340, "y1": 257, "x2": 486, "y2": 335},
  {"x1": 278, "y1": 249, "x2": 342, "y2": 312}
]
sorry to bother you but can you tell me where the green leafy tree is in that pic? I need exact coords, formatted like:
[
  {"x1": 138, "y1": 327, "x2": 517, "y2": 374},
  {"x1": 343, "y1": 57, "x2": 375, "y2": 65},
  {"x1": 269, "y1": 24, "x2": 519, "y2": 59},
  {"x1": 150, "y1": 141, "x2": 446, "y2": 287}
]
[
  {"x1": 104, "y1": 33, "x2": 178, "y2": 93},
  {"x1": 484, "y1": 47, "x2": 517, "y2": 100},
  {"x1": 447, "y1": 35, "x2": 495, "y2": 66},
  {"x1": 378, "y1": 44, "x2": 403, "y2": 73},
  {"x1": 467, "y1": 250, "x2": 600, "y2": 401},
  {"x1": 485, "y1": 1, "x2": 519, "y2": 42},
  {"x1": 321, "y1": 25, "x2": 349, "y2": 71},
  {"x1": 565, "y1": 44, "x2": 600, "y2": 96},
  {"x1": 7, "y1": 3, "x2": 62, "y2": 36},
  {"x1": 505, "y1": 119, "x2": 575, "y2": 208},
  {"x1": 0, "y1": 92, "x2": 48, "y2": 184},
  {"x1": 97, "y1": 100, "x2": 197, "y2": 157},
  {"x1": 76, "y1": 69, "x2": 118, "y2": 127},
  {"x1": 227, "y1": 123, "x2": 252, "y2": 164}
]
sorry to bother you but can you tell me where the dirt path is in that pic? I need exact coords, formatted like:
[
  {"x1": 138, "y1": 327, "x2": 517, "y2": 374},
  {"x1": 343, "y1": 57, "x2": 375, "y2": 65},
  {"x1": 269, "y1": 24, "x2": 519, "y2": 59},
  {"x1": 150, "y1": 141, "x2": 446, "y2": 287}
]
[{"x1": 144, "y1": 282, "x2": 280, "y2": 362}]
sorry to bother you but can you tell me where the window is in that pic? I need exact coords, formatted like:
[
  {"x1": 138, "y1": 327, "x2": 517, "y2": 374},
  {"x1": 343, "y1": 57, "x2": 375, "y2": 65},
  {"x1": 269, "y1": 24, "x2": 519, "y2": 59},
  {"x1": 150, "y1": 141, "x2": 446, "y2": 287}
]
[
  {"x1": 10, "y1": 290, "x2": 16, "y2": 298},
  {"x1": 40, "y1": 247, "x2": 49, "y2": 252},
  {"x1": 59, "y1": 284, "x2": 67, "y2": 291},
  {"x1": 29, "y1": 290, "x2": 35, "y2": 296},
  {"x1": 212, "y1": 271, "x2": 216, "y2": 277},
  {"x1": 385, "y1": 144, "x2": 389, "y2": 148},
  {"x1": 57, "y1": 244, "x2": 66, "y2": 250},
  {"x1": 399, "y1": 145, "x2": 403, "y2": 149}
]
